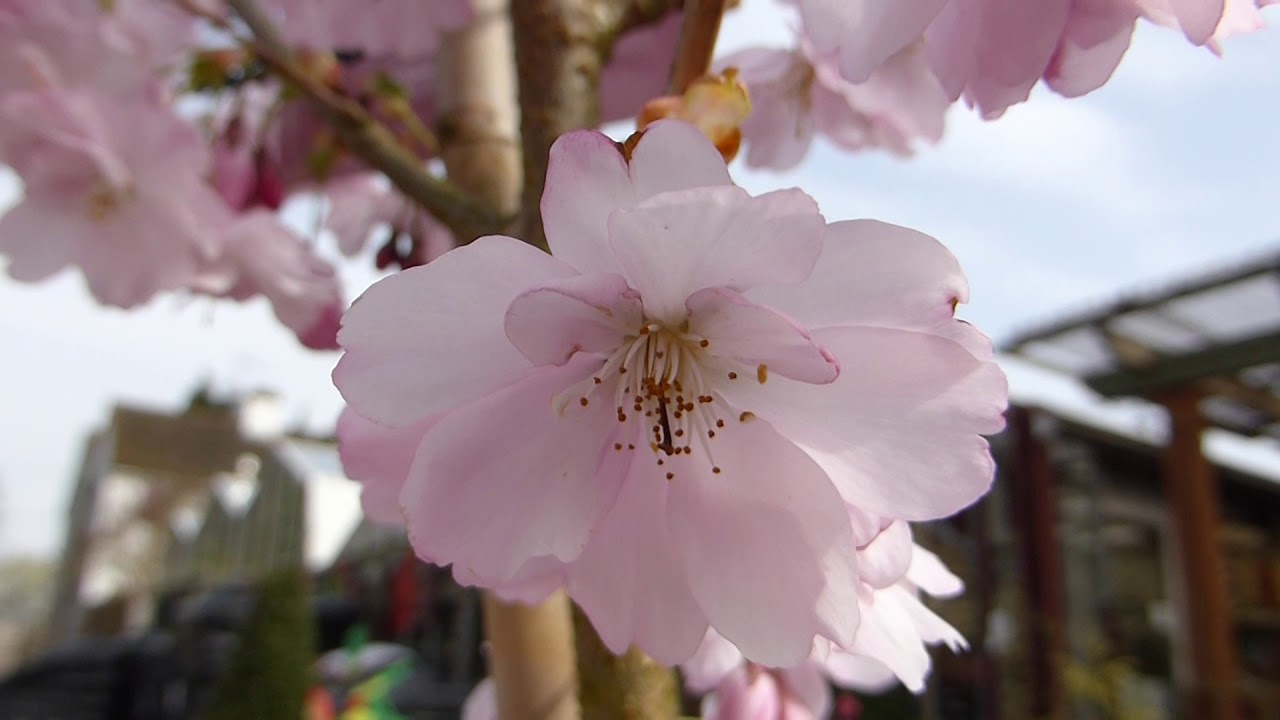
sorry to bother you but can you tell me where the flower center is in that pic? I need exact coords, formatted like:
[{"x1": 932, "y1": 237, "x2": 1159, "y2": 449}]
[
  {"x1": 85, "y1": 183, "x2": 133, "y2": 222},
  {"x1": 564, "y1": 321, "x2": 740, "y2": 479}
]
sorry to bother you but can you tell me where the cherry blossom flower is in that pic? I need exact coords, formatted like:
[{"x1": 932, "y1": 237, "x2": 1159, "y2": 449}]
[
  {"x1": 197, "y1": 211, "x2": 345, "y2": 350},
  {"x1": 717, "y1": 39, "x2": 947, "y2": 170},
  {"x1": 785, "y1": 0, "x2": 949, "y2": 84},
  {"x1": 209, "y1": 84, "x2": 288, "y2": 211},
  {"x1": 0, "y1": 88, "x2": 226, "y2": 307},
  {"x1": 323, "y1": 173, "x2": 455, "y2": 269},
  {"x1": 264, "y1": 0, "x2": 472, "y2": 59},
  {"x1": 333, "y1": 119, "x2": 1006, "y2": 667},
  {"x1": 0, "y1": 1, "x2": 182, "y2": 91},
  {"x1": 681, "y1": 546, "x2": 967, "y2": 719},
  {"x1": 923, "y1": 0, "x2": 1265, "y2": 117}
]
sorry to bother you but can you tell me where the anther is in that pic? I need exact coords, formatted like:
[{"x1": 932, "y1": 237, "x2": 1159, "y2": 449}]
[
  {"x1": 666, "y1": 472, "x2": 675, "y2": 480},
  {"x1": 593, "y1": 377, "x2": 602, "y2": 385},
  {"x1": 728, "y1": 371, "x2": 738, "y2": 380},
  {"x1": 716, "y1": 419, "x2": 725, "y2": 428},
  {"x1": 614, "y1": 442, "x2": 623, "y2": 450},
  {"x1": 712, "y1": 466, "x2": 722, "y2": 474},
  {"x1": 699, "y1": 339, "x2": 709, "y2": 348},
  {"x1": 739, "y1": 412, "x2": 755, "y2": 422},
  {"x1": 757, "y1": 364, "x2": 769, "y2": 384},
  {"x1": 579, "y1": 397, "x2": 589, "y2": 407}
]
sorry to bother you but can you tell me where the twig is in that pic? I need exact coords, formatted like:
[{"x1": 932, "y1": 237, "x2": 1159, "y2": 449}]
[
  {"x1": 667, "y1": 0, "x2": 727, "y2": 94},
  {"x1": 192, "y1": 0, "x2": 508, "y2": 241}
]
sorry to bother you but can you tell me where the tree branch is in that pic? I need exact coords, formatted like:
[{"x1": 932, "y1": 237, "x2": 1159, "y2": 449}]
[
  {"x1": 218, "y1": 0, "x2": 508, "y2": 241},
  {"x1": 667, "y1": 0, "x2": 727, "y2": 94},
  {"x1": 509, "y1": 2, "x2": 680, "y2": 717}
]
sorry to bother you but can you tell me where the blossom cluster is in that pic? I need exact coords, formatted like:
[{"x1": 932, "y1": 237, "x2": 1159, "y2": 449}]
[{"x1": 722, "y1": 0, "x2": 1276, "y2": 170}]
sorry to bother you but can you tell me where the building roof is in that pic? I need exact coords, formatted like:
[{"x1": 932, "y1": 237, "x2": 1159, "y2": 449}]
[{"x1": 1003, "y1": 245, "x2": 1280, "y2": 438}]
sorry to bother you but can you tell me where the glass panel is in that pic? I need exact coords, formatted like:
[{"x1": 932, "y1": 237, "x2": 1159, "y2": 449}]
[
  {"x1": 1020, "y1": 326, "x2": 1117, "y2": 375},
  {"x1": 1106, "y1": 310, "x2": 1206, "y2": 355},
  {"x1": 1163, "y1": 274, "x2": 1280, "y2": 342}
]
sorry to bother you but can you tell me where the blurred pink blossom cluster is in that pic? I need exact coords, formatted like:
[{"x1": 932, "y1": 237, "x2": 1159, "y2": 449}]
[
  {"x1": 335, "y1": 120, "x2": 1008, "y2": 690},
  {"x1": 724, "y1": 0, "x2": 1276, "y2": 170},
  {"x1": 0, "y1": 0, "x2": 476, "y2": 348}
]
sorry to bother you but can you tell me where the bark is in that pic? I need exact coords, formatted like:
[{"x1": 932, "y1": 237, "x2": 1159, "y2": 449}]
[{"x1": 437, "y1": 4, "x2": 580, "y2": 719}]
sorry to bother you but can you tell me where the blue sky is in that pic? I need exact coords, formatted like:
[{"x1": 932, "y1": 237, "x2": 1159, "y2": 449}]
[{"x1": 2, "y1": 5, "x2": 1279, "y2": 558}]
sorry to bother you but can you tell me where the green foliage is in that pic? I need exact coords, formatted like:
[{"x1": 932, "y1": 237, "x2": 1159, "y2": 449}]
[{"x1": 203, "y1": 569, "x2": 316, "y2": 720}]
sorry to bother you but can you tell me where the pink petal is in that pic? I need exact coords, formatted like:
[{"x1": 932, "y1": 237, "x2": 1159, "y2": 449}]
[
  {"x1": 834, "y1": 41, "x2": 950, "y2": 148},
  {"x1": 1171, "y1": 0, "x2": 1227, "y2": 43},
  {"x1": 78, "y1": 187, "x2": 222, "y2": 308},
  {"x1": 682, "y1": 630, "x2": 745, "y2": 693},
  {"x1": 626, "y1": 119, "x2": 733, "y2": 199},
  {"x1": 926, "y1": 319, "x2": 996, "y2": 361},
  {"x1": 600, "y1": 10, "x2": 683, "y2": 122},
  {"x1": 334, "y1": 235, "x2": 577, "y2": 427},
  {"x1": 857, "y1": 520, "x2": 913, "y2": 589},
  {"x1": 401, "y1": 355, "x2": 620, "y2": 582},
  {"x1": 1044, "y1": 0, "x2": 1138, "y2": 98},
  {"x1": 716, "y1": 326, "x2": 1007, "y2": 521},
  {"x1": 928, "y1": 0, "x2": 1073, "y2": 119},
  {"x1": 898, "y1": 590, "x2": 966, "y2": 650},
  {"x1": 461, "y1": 677, "x2": 497, "y2": 720},
  {"x1": 504, "y1": 273, "x2": 643, "y2": 367},
  {"x1": 718, "y1": 48, "x2": 815, "y2": 171},
  {"x1": 607, "y1": 187, "x2": 824, "y2": 324},
  {"x1": 217, "y1": 211, "x2": 344, "y2": 349},
  {"x1": 666, "y1": 416, "x2": 859, "y2": 667},
  {"x1": 687, "y1": 287, "x2": 838, "y2": 384},
  {"x1": 567, "y1": 447, "x2": 709, "y2": 665},
  {"x1": 794, "y1": 0, "x2": 948, "y2": 84},
  {"x1": 461, "y1": 555, "x2": 567, "y2": 606},
  {"x1": 0, "y1": 197, "x2": 73, "y2": 281},
  {"x1": 823, "y1": 650, "x2": 899, "y2": 693},
  {"x1": 846, "y1": 506, "x2": 889, "y2": 547},
  {"x1": 747, "y1": 219, "x2": 967, "y2": 332},
  {"x1": 541, "y1": 130, "x2": 635, "y2": 275},
  {"x1": 335, "y1": 407, "x2": 437, "y2": 525},
  {"x1": 906, "y1": 546, "x2": 964, "y2": 598},
  {"x1": 845, "y1": 584, "x2": 932, "y2": 692},
  {"x1": 781, "y1": 662, "x2": 833, "y2": 717},
  {"x1": 324, "y1": 174, "x2": 400, "y2": 257},
  {"x1": 707, "y1": 669, "x2": 781, "y2": 720}
]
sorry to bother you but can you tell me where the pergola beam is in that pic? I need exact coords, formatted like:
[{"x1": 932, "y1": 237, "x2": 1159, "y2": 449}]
[{"x1": 1085, "y1": 330, "x2": 1280, "y2": 398}]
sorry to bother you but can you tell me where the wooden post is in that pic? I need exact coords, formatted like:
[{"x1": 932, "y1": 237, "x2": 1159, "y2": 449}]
[
  {"x1": 482, "y1": 592, "x2": 580, "y2": 720},
  {"x1": 1159, "y1": 387, "x2": 1237, "y2": 719},
  {"x1": 1008, "y1": 407, "x2": 1067, "y2": 719},
  {"x1": 439, "y1": 3, "x2": 581, "y2": 718}
]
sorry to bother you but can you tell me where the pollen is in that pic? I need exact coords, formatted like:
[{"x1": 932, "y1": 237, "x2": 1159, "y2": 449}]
[{"x1": 562, "y1": 316, "x2": 730, "y2": 480}]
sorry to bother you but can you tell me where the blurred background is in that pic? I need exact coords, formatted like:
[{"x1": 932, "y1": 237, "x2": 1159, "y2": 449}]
[{"x1": 3, "y1": 4, "x2": 1280, "y2": 719}]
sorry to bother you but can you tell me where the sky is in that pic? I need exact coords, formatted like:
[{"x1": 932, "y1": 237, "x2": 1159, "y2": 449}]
[{"x1": 2, "y1": 5, "x2": 1280, "y2": 559}]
